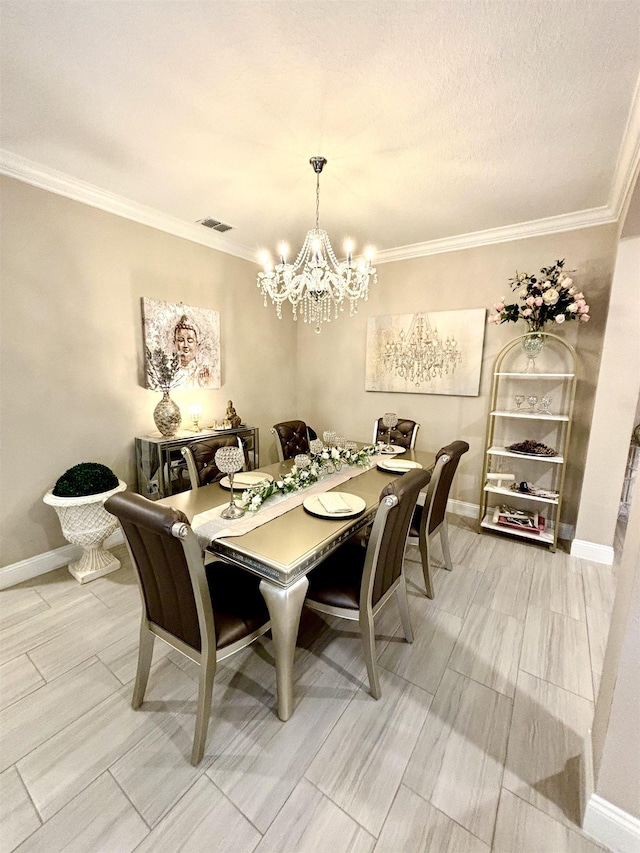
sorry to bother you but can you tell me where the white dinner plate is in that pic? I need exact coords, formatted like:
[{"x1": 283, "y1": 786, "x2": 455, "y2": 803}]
[
  {"x1": 376, "y1": 459, "x2": 423, "y2": 474},
  {"x1": 219, "y1": 472, "x2": 274, "y2": 490},
  {"x1": 379, "y1": 446, "x2": 406, "y2": 455},
  {"x1": 303, "y1": 492, "x2": 366, "y2": 520}
]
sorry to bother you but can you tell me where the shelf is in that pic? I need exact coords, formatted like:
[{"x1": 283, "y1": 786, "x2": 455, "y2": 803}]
[
  {"x1": 494, "y1": 372, "x2": 575, "y2": 379},
  {"x1": 490, "y1": 410, "x2": 569, "y2": 422},
  {"x1": 481, "y1": 513, "x2": 555, "y2": 545},
  {"x1": 487, "y1": 446, "x2": 564, "y2": 464},
  {"x1": 483, "y1": 484, "x2": 559, "y2": 506}
]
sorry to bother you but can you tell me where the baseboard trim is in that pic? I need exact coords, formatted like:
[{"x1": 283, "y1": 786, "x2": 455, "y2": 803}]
[
  {"x1": 583, "y1": 794, "x2": 640, "y2": 853},
  {"x1": 570, "y1": 538, "x2": 615, "y2": 565},
  {"x1": 0, "y1": 530, "x2": 125, "y2": 590},
  {"x1": 448, "y1": 498, "x2": 478, "y2": 519}
]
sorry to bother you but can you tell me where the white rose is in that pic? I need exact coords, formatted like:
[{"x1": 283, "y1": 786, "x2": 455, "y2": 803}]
[
  {"x1": 542, "y1": 288, "x2": 559, "y2": 305},
  {"x1": 519, "y1": 287, "x2": 529, "y2": 299},
  {"x1": 300, "y1": 470, "x2": 308, "y2": 479},
  {"x1": 568, "y1": 303, "x2": 578, "y2": 313},
  {"x1": 251, "y1": 495, "x2": 262, "y2": 507},
  {"x1": 331, "y1": 447, "x2": 340, "y2": 459},
  {"x1": 561, "y1": 276, "x2": 573, "y2": 288},
  {"x1": 277, "y1": 480, "x2": 284, "y2": 489}
]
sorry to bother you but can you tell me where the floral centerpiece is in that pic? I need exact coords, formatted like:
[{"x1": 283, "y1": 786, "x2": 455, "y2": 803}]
[
  {"x1": 241, "y1": 444, "x2": 377, "y2": 511},
  {"x1": 488, "y1": 259, "x2": 590, "y2": 332}
]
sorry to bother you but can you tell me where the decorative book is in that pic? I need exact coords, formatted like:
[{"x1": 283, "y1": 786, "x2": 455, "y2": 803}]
[{"x1": 493, "y1": 505, "x2": 545, "y2": 533}]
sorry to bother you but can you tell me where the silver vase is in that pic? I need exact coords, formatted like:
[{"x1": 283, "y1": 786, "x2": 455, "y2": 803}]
[{"x1": 154, "y1": 392, "x2": 181, "y2": 437}]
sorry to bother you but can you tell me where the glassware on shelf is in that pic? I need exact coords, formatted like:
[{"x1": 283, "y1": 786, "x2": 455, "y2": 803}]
[
  {"x1": 538, "y1": 395, "x2": 553, "y2": 415},
  {"x1": 215, "y1": 446, "x2": 245, "y2": 520},
  {"x1": 382, "y1": 412, "x2": 398, "y2": 448},
  {"x1": 514, "y1": 395, "x2": 525, "y2": 411},
  {"x1": 527, "y1": 395, "x2": 538, "y2": 413}
]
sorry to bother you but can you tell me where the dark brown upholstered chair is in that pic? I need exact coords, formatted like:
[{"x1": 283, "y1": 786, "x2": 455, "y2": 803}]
[
  {"x1": 105, "y1": 491, "x2": 270, "y2": 765},
  {"x1": 409, "y1": 440, "x2": 469, "y2": 598},
  {"x1": 181, "y1": 436, "x2": 245, "y2": 489},
  {"x1": 271, "y1": 420, "x2": 313, "y2": 461},
  {"x1": 304, "y1": 468, "x2": 429, "y2": 699},
  {"x1": 372, "y1": 418, "x2": 420, "y2": 449}
]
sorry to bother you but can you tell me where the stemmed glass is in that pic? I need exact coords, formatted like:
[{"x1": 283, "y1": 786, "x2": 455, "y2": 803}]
[
  {"x1": 514, "y1": 395, "x2": 525, "y2": 412},
  {"x1": 215, "y1": 446, "x2": 245, "y2": 520},
  {"x1": 382, "y1": 412, "x2": 398, "y2": 449},
  {"x1": 527, "y1": 395, "x2": 538, "y2": 414},
  {"x1": 539, "y1": 395, "x2": 553, "y2": 415}
]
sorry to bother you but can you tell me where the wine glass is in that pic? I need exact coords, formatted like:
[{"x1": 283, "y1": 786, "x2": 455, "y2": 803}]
[
  {"x1": 539, "y1": 395, "x2": 553, "y2": 415},
  {"x1": 527, "y1": 395, "x2": 538, "y2": 413},
  {"x1": 514, "y1": 395, "x2": 525, "y2": 411},
  {"x1": 382, "y1": 412, "x2": 398, "y2": 449},
  {"x1": 215, "y1": 446, "x2": 245, "y2": 520}
]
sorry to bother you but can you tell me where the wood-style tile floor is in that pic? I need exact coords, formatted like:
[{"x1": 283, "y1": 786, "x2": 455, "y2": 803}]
[{"x1": 1, "y1": 517, "x2": 617, "y2": 852}]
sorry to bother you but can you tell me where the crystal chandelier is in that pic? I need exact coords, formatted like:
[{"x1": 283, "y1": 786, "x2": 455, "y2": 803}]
[
  {"x1": 384, "y1": 313, "x2": 462, "y2": 386},
  {"x1": 257, "y1": 156, "x2": 376, "y2": 333}
]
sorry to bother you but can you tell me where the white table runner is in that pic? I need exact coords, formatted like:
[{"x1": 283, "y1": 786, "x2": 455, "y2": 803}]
[{"x1": 192, "y1": 457, "x2": 382, "y2": 550}]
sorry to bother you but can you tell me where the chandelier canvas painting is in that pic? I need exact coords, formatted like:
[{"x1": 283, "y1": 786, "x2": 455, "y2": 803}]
[
  {"x1": 142, "y1": 297, "x2": 221, "y2": 390},
  {"x1": 365, "y1": 308, "x2": 486, "y2": 396}
]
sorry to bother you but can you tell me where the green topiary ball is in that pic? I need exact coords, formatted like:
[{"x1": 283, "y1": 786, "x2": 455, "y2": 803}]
[{"x1": 53, "y1": 463, "x2": 119, "y2": 498}]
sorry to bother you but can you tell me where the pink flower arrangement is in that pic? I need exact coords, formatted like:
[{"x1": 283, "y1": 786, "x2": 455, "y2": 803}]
[{"x1": 488, "y1": 259, "x2": 590, "y2": 332}]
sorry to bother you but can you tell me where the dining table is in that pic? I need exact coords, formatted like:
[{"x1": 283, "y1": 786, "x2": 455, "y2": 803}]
[{"x1": 157, "y1": 447, "x2": 435, "y2": 721}]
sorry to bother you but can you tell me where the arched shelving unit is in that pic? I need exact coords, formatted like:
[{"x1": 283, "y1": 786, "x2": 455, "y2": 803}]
[{"x1": 478, "y1": 332, "x2": 577, "y2": 552}]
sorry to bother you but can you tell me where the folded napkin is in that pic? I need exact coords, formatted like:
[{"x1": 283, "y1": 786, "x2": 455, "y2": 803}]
[
  {"x1": 317, "y1": 493, "x2": 352, "y2": 514},
  {"x1": 232, "y1": 471, "x2": 271, "y2": 487}
]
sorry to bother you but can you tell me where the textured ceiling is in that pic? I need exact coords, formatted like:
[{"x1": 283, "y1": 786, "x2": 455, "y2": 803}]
[{"x1": 1, "y1": 1, "x2": 639, "y2": 260}]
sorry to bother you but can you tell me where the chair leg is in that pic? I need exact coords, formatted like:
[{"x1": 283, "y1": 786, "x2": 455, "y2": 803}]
[
  {"x1": 440, "y1": 516, "x2": 453, "y2": 571},
  {"x1": 396, "y1": 576, "x2": 414, "y2": 644},
  {"x1": 360, "y1": 610, "x2": 381, "y2": 700},
  {"x1": 420, "y1": 535, "x2": 436, "y2": 600},
  {"x1": 132, "y1": 624, "x2": 154, "y2": 709},
  {"x1": 191, "y1": 653, "x2": 216, "y2": 766}
]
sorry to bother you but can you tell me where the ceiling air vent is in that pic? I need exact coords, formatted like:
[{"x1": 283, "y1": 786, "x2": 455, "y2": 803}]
[{"x1": 197, "y1": 217, "x2": 233, "y2": 233}]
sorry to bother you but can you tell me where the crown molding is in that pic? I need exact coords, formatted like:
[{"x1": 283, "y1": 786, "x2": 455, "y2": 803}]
[
  {"x1": 609, "y1": 71, "x2": 640, "y2": 222},
  {"x1": 374, "y1": 205, "x2": 617, "y2": 265},
  {"x1": 0, "y1": 149, "x2": 256, "y2": 263},
  {"x1": 0, "y1": 146, "x2": 625, "y2": 267}
]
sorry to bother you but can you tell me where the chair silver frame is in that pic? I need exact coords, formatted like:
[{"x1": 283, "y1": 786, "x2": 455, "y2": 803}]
[
  {"x1": 371, "y1": 418, "x2": 420, "y2": 449},
  {"x1": 120, "y1": 515, "x2": 270, "y2": 765},
  {"x1": 181, "y1": 436, "x2": 244, "y2": 490},
  {"x1": 304, "y1": 493, "x2": 413, "y2": 699},
  {"x1": 407, "y1": 452, "x2": 451, "y2": 599}
]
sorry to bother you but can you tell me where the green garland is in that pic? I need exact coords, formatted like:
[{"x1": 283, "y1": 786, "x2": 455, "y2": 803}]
[{"x1": 241, "y1": 444, "x2": 377, "y2": 511}]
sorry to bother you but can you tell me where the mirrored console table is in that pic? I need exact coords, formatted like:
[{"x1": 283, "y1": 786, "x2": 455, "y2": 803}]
[{"x1": 135, "y1": 425, "x2": 259, "y2": 500}]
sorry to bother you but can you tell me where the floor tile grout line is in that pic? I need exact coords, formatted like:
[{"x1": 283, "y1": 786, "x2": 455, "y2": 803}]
[
  {"x1": 106, "y1": 768, "x2": 155, "y2": 833},
  {"x1": 12, "y1": 761, "x2": 44, "y2": 842}
]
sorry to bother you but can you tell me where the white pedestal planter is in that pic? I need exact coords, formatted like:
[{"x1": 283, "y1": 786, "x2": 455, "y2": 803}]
[{"x1": 43, "y1": 481, "x2": 127, "y2": 583}]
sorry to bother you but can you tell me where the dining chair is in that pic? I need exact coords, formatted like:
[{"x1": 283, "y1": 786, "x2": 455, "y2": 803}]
[
  {"x1": 372, "y1": 417, "x2": 420, "y2": 449},
  {"x1": 271, "y1": 419, "x2": 315, "y2": 461},
  {"x1": 181, "y1": 435, "x2": 245, "y2": 489},
  {"x1": 304, "y1": 467, "x2": 430, "y2": 699},
  {"x1": 409, "y1": 440, "x2": 470, "y2": 598},
  {"x1": 104, "y1": 490, "x2": 270, "y2": 765}
]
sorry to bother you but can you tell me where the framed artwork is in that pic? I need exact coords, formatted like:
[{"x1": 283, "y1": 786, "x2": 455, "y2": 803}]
[
  {"x1": 365, "y1": 308, "x2": 486, "y2": 396},
  {"x1": 141, "y1": 297, "x2": 221, "y2": 389}
]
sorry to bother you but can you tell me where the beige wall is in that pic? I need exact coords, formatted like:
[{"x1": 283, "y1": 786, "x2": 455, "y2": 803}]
[
  {"x1": 0, "y1": 177, "x2": 297, "y2": 566},
  {"x1": 590, "y1": 464, "x2": 640, "y2": 822},
  {"x1": 297, "y1": 226, "x2": 618, "y2": 529},
  {"x1": 574, "y1": 236, "x2": 640, "y2": 547}
]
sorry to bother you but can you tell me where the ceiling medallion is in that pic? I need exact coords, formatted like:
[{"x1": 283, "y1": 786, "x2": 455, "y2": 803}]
[
  {"x1": 257, "y1": 156, "x2": 376, "y2": 333},
  {"x1": 384, "y1": 313, "x2": 462, "y2": 386}
]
